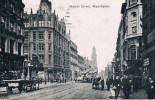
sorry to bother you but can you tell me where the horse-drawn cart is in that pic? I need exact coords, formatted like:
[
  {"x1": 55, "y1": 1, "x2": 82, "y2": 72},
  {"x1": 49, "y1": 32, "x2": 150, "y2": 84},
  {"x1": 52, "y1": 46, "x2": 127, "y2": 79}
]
[{"x1": 2, "y1": 79, "x2": 40, "y2": 93}]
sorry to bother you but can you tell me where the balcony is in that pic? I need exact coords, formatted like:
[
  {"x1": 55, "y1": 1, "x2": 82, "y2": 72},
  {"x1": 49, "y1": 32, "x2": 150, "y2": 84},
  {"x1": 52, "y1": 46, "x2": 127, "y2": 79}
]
[{"x1": 125, "y1": 33, "x2": 142, "y2": 40}]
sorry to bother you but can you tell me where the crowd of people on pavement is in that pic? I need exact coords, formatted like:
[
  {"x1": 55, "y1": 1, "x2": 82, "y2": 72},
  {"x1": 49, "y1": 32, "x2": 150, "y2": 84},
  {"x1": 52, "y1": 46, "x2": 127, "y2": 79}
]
[{"x1": 92, "y1": 75, "x2": 155, "y2": 99}]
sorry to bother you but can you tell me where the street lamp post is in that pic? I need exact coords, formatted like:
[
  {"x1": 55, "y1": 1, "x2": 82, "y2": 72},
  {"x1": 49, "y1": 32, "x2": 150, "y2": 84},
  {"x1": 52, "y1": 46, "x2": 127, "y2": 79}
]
[
  {"x1": 21, "y1": 59, "x2": 28, "y2": 80},
  {"x1": 27, "y1": 61, "x2": 33, "y2": 80}
]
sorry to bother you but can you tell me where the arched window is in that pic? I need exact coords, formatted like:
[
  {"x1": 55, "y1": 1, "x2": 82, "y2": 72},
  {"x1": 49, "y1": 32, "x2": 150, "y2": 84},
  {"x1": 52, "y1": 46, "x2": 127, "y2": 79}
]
[{"x1": 130, "y1": 45, "x2": 136, "y2": 60}]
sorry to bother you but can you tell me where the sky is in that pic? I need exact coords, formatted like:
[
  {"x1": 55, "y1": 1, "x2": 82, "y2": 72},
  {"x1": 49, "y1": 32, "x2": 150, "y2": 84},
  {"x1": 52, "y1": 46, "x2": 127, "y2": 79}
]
[{"x1": 23, "y1": 0, "x2": 125, "y2": 72}]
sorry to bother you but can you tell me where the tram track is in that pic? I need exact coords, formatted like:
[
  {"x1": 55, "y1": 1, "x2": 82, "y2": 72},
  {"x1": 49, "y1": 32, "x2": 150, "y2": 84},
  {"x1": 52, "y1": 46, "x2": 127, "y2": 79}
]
[{"x1": 8, "y1": 82, "x2": 76, "y2": 99}]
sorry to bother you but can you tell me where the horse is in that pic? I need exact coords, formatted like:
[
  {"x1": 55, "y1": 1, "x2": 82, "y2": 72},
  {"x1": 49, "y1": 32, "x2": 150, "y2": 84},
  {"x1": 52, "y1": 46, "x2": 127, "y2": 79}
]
[{"x1": 92, "y1": 77, "x2": 101, "y2": 89}]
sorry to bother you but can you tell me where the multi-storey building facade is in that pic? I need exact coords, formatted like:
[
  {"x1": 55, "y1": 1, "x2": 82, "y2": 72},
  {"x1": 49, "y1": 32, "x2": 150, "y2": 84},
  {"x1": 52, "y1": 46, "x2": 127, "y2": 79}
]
[
  {"x1": 78, "y1": 55, "x2": 85, "y2": 76},
  {"x1": 115, "y1": 16, "x2": 125, "y2": 77},
  {"x1": 23, "y1": 0, "x2": 71, "y2": 80},
  {"x1": 0, "y1": 0, "x2": 25, "y2": 79},
  {"x1": 141, "y1": 0, "x2": 155, "y2": 78},
  {"x1": 70, "y1": 41, "x2": 78, "y2": 80},
  {"x1": 116, "y1": 0, "x2": 143, "y2": 77}
]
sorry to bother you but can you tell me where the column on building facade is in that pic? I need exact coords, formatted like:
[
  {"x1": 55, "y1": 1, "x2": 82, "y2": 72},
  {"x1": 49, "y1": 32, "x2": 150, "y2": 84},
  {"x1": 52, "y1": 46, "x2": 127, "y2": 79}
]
[
  {"x1": 44, "y1": 30, "x2": 49, "y2": 66},
  {"x1": 6, "y1": 38, "x2": 10, "y2": 53},
  {"x1": 21, "y1": 43, "x2": 24, "y2": 56},
  {"x1": 29, "y1": 32, "x2": 33, "y2": 60}
]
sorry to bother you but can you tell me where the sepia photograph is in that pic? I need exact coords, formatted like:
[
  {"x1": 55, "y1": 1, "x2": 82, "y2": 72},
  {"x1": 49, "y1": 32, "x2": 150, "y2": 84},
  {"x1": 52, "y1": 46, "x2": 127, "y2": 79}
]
[{"x1": 0, "y1": 0, "x2": 154, "y2": 99}]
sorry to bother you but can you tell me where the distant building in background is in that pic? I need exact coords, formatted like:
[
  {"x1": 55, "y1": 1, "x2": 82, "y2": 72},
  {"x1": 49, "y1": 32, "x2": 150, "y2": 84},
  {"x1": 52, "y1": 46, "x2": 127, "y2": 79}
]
[
  {"x1": 104, "y1": 63, "x2": 113, "y2": 78},
  {"x1": 0, "y1": 0, "x2": 25, "y2": 79},
  {"x1": 23, "y1": 0, "x2": 71, "y2": 80},
  {"x1": 90, "y1": 46, "x2": 98, "y2": 72},
  {"x1": 78, "y1": 55, "x2": 85, "y2": 76}
]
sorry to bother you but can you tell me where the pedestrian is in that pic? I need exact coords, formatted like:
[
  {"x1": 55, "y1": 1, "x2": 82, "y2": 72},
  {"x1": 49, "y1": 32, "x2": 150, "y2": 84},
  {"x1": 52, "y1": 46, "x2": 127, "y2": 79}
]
[
  {"x1": 113, "y1": 76, "x2": 121, "y2": 99},
  {"x1": 122, "y1": 75, "x2": 131, "y2": 99},
  {"x1": 132, "y1": 76, "x2": 139, "y2": 92},
  {"x1": 146, "y1": 77, "x2": 155, "y2": 99},
  {"x1": 106, "y1": 77, "x2": 111, "y2": 90},
  {"x1": 101, "y1": 78, "x2": 104, "y2": 91}
]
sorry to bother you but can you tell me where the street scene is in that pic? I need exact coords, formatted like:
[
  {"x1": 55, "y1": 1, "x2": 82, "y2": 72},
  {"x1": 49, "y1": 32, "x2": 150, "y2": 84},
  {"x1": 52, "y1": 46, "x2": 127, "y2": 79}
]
[
  {"x1": 0, "y1": 0, "x2": 155, "y2": 99},
  {"x1": 1, "y1": 82, "x2": 111, "y2": 99}
]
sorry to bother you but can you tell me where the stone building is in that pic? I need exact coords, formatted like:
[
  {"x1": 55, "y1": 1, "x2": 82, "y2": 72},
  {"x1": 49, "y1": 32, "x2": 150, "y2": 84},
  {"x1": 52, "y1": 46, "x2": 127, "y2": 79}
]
[
  {"x1": 141, "y1": 0, "x2": 155, "y2": 78},
  {"x1": 78, "y1": 55, "x2": 85, "y2": 76},
  {"x1": 23, "y1": 0, "x2": 71, "y2": 80},
  {"x1": 90, "y1": 46, "x2": 98, "y2": 72},
  {"x1": 116, "y1": 0, "x2": 143, "y2": 77},
  {"x1": 70, "y1": 40, "x2": 78, "y2": 80},
  {"x1": 0, "y1": 0, "x2": 25, "y2": 79}
]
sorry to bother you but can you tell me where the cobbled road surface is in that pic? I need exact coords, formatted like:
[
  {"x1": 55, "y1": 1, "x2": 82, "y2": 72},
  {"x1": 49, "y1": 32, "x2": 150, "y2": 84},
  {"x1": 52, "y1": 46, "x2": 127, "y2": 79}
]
[{"x1": 0, "y1": 82, "x2": 111, "y2": 99}]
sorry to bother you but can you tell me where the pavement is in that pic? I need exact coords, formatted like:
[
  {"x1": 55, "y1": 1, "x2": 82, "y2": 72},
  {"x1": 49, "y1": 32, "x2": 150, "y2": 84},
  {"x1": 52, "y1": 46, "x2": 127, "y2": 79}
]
[
  {"x1": 118, "y1": 89, "x2": 147, "y2": 99},
  {"x1": 109, "y1": 88, "x2": 148, "y2": 99}
]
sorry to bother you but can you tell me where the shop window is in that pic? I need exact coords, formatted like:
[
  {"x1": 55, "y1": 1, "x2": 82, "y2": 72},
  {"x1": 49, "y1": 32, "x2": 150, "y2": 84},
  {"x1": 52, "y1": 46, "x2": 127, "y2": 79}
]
[{"x1": 130, "y1": 45, "x2": 136, "y2": 60}]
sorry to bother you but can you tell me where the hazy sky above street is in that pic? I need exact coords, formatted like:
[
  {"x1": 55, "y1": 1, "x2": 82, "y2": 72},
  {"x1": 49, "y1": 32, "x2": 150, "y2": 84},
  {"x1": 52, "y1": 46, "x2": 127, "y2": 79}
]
[{"x1": 23, "y1": 0, "x2": 125, "y2": 72}]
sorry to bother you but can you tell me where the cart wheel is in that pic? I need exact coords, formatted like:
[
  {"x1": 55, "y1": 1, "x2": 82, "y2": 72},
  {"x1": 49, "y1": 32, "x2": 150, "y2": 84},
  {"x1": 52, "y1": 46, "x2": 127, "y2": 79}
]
[
  {"x1": 7, "y1": 87, "x2": 12, "y2": 94},
  {"x1": 32, "y1": 83, "x2": 36, "y2": 91},
  {"x1": 36, "y1": 82, "x2": 39, "y2": 90},
  {"x1": 22, "y1": 83, "x2": 28, "y2": 93}
]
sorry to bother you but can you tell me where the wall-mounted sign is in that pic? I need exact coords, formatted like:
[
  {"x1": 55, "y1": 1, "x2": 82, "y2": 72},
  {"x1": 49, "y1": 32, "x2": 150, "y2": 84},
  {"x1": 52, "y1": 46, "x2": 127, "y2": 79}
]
[{"x1": 143, "y1": 58, "x2": 149, "y2": 66}]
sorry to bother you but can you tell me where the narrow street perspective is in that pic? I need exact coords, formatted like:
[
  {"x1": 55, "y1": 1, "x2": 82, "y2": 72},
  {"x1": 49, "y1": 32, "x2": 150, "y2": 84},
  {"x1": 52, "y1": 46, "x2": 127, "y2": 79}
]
[
  {"x1": 1, "y1": 0, "x2": 155, "y2": 99},
  {"x1": 1, "y1": 82, "x2": 111, "y2": 99}
]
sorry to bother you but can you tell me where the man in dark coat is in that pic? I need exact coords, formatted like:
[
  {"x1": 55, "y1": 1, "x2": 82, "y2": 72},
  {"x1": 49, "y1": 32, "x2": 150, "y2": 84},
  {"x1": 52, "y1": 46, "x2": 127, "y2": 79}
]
[
  {"x1": 113, "y1": 76, "x2": 121, "y2": 99},
  {"x1": 122, "y1": 75, "x2": 131, "y2": 99},
  {"x1": 132, "y1": 76, "x2": 139, "y2": 92},
  {"x1": 101, "y1": 78, "x2": 104, "y2": 91},
  {"x1": 106, "y1": 77, "x2": 111, "y2": 90},
  {"x1": 146, "y1": 78, "x2": 155, "y2": 99}
]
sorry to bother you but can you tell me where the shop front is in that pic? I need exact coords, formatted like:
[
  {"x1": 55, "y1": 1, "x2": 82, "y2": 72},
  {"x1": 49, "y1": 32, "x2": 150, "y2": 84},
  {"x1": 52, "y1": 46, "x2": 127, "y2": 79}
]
[{"x1": 0, "y1": 52, "x2": 24, "y2": 80}]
